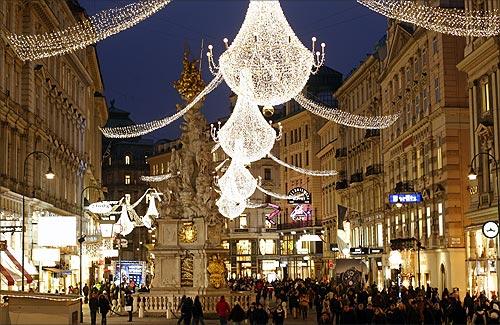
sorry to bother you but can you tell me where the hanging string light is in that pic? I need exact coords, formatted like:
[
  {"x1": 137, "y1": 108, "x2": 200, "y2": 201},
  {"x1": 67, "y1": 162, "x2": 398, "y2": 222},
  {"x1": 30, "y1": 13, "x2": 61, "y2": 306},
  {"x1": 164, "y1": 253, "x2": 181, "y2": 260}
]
[
  {"x1": 207, "y1": 0, "x2": 325, "y2": 107},
  {"x1": 217, "y1": 160, "x2": 257, "y2": 202},
  {"x1": 7, "y1": 0, "x2": 172, "y2": 61},
  {"x1": 140, "y1": 173, "x2": 177, "y2": 182},
  {"x1": 294, "y1": 93, "x2": 400, "y2": 129},
  {"x1": 357, "y1": 0, "x2": 500, "y2": 37},
  {"x1": 211, "y1": 72, "x2": 282, "y2": 164},
  {"x1": 256, "y1": 183, "x2": 304, "y2": 201},
  {"x1": 101, "y1": 72, "x2": 223, "y2": 138},
  {"x1": 267, "y1": 153, "x2": 338, "y2": 177}
]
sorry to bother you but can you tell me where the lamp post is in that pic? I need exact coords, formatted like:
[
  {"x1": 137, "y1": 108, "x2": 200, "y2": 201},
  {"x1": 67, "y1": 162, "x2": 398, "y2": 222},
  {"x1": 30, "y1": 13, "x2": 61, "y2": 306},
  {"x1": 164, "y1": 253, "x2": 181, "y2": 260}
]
[
  {"x1": 22, "y1": 151, "x2": 55, "y2": 292},
  {"x1": 468, "y1": 152, "x2": 500, "y2": 297},
  {"x1": 80, "y1": 185, "x2": 103, "y2": 323}
]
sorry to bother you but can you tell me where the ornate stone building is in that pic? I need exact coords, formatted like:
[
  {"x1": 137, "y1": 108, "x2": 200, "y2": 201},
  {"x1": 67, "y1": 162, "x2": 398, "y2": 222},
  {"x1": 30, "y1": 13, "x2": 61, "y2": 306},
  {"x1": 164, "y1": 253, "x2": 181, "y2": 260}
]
[
  {"x1": 277, "y1": 66, "x2": 342, "y2": 279},
  {"x1": 0, "y1": 0, "x2": 107, "y2": 291},
  {"x1": 331, "y1": 39, "x2": 386, "y2": 287},
  {"x1": 380, "y1": 21, "x2": 469, "y2": 292},
  {"x1": 457, "y1": 0, "x2": 500, "y2": 297}
]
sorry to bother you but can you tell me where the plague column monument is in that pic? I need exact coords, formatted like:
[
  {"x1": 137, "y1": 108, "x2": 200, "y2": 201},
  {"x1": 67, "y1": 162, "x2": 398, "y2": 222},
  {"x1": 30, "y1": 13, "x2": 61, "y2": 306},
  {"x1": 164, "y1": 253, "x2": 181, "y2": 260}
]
[{"x1": 151, "y1": 50, "x2": 227, "y2": 293}]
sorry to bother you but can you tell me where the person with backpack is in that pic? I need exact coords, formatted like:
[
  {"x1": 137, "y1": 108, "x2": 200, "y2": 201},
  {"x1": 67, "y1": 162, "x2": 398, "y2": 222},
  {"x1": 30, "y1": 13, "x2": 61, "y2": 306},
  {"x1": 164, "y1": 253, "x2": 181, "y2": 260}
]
[{"x1": 216, "y1": 295, "x2": 231, "y2": 325}]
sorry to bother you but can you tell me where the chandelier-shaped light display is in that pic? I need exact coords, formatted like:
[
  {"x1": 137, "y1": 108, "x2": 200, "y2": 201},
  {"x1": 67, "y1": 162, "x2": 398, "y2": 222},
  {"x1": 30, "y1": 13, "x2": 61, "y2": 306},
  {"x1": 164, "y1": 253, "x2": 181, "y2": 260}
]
[
  {"x1": 217, "y1": 160, "x2": 257, "y2": 202},
  {"x1": 101, "y1": 72, "x2": 223, "y2": 138},
  {"x1": 212, "y1": 79, "x2": 281, "y2": 164},
  {"x1": 207, "y1": 0, "x2": 325, "y2": 107},
  {"x1": 268, "y1": 153, "x2": 337, "y2": 177},
  {"x1": 7, "y1": 0, "x2": 172, "y2": 61},
  {"x1": 357, "y1": 0, "x2": 500, "y2": 37},
  {"x1": 294, "y1": 93, "x2": 400, "y2": 129},
  {"x1": 216, "y1": 195, "x2": 247, "y2": 220}
]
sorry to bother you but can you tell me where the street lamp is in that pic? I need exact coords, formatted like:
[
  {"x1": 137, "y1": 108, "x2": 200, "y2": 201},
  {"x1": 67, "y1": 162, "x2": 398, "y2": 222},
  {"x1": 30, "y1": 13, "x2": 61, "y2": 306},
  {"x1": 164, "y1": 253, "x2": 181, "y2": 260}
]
[
  {"x1": 22, "y1": 151, "x2": 54, "y2": 292},
  {"x1": 468, "y1": 152, "x2": 500, "y2": 296},
  {"x1": 80, "y1": 185, "x2": 104, "y2": 323}
]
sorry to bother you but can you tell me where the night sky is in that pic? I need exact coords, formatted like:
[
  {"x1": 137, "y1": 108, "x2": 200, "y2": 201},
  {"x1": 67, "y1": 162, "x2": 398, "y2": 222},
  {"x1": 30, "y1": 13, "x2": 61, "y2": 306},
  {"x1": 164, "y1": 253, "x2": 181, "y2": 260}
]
[{"x1": 79, "y1": 0, "x2": 387, "y2": 140}]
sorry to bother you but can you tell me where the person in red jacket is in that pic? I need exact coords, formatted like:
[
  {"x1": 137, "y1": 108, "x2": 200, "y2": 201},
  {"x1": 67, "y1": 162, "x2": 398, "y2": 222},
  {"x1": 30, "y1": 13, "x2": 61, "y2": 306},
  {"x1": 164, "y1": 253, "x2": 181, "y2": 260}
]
[{"x1": 216, "y1": 295, "x2": 231, "y2": 325}]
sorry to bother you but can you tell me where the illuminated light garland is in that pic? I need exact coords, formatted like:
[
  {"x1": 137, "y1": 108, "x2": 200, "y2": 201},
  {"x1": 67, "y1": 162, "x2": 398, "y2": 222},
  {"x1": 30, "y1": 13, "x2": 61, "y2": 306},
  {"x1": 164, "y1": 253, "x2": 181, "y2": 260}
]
[
  {"x1": 217, "y1": 160, "x2": 257, "y2": 201},
  {"x1": 216, "y1": 195, "x2": 246, "y2": 219},
  {"x1": 357, "y1": 0, "x2": 500, "y2": 37},
  {"x1": 256, "y1": 183, "x2": 304, "y2": 201},
  {"x1": 101, "y1": 72, "x2": 223, "y2": 138},
  {"x1": 212, "y1": 74, "x2": 281, "y2": 164},
  {"x1": 2, "y1": 294, "x2": 81, "y2": 302},
  {"x1": 140, "y1": 173, "x2": 176, "y2": 182},
  {"x1": 7, "y1": 0, "x2": 172, "y2": 61},
  {"x1": 207, "y1": 0, "x2": 325, "y2": 106},
  {"x1": 294, "y1": 93, "x2": 400, "y2": 129},
  {"x1": 268, "y1": 153, "x2": 337, "y2": 177}
]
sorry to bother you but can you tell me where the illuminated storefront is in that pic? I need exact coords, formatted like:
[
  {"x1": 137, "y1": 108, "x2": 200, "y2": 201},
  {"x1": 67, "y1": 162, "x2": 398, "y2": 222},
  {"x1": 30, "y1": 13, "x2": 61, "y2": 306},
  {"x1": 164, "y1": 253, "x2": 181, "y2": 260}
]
[{"x1": 466, "y1": 226, "x2": 498, "y2": 297}]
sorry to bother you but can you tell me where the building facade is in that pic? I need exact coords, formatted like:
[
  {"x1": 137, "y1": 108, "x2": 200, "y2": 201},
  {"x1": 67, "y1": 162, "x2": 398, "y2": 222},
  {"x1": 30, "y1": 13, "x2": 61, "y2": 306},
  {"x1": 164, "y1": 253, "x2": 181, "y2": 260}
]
[
  {"x1": 380, "y1": 22, "x2": 469, "y2": 292},
  {"x1": 102, "y1": 101, "x2": 154, "y2": 264},
  {"x1": 277, "y1": 66, "x2": 343, "y2": 279},
  {"x1": 0, "y1": 0, "x2": 107, "y2": 291},
  {"x1": 457, "y1": 0, "x2": 500, "y2": 297}
]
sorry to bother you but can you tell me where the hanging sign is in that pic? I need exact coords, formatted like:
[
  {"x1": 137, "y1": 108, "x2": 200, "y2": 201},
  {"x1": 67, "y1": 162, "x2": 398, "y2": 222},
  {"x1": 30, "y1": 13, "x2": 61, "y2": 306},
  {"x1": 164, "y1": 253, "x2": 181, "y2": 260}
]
[
  {"x1": 388, "y1": 192, "x2": 423, "y2": 204},
  {"x1": 287, "y1": 187, "x2": 311, "y2": 204},
  {"x1": 0, "y1": 225, "x2": 22, "y2": 233},
  {"x1": 482, "y1": 221, "x2": 499, "y2": 239},
  {"x1": 88, "y1": 202, "x2": 113, "y2": 214}
]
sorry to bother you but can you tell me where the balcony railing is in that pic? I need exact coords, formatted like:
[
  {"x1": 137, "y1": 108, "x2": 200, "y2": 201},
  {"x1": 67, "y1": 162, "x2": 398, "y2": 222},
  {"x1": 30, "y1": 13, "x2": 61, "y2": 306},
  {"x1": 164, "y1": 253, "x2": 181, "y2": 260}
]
[
  {"x1": 335, "y1": 148, "x2": 347, "y2": 158},
  {"x1": 366, "y1": 164, "x2": 383, "y2": 177},
  {"x1": 394, "y1": 181, "x2": 414, "y2": 193},
  {"x1": 350, "y1": 172, "x2": 364, "y2": 184},
  {"x1": 277, "y1": 219, "x2": 323, "y2": 230},
  {"x1": 335, "y1": 179, "x2": 348, "y2": 190}
]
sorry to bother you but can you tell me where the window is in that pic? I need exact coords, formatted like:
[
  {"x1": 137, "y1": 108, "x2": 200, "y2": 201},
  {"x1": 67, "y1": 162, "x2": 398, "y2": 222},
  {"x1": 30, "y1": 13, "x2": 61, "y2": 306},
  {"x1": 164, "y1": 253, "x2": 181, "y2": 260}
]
[
  {"x1": 305, "y1": 151, "x2": 309, "y2": 166},
  {"x1": 264, "y1": 168, "x2": 272, "y2": 181},
  {"x1": 481, "y1": 81, "x2": 491, "y2": 112},
  {"x1": 125, "y1": 175, "x2": 131, "y2": 185},
  {"x1": 377, "y1": 223, "x2": 383, "y2": 247},
  {"x1": 239, "y1": 216, "x2": 248, "y2": 229},
  {"x1": 434, "y1": 78, "x2": 441, "y2": 103},
  {"x1": 437, "y1": 140, "x2": 443, "y2": 170},
  {"x1": 387, "y1": 219, "x2": 391, "y2": 241},
  {"x1": 438, "y1": 203, "x2": 444, "y2": 236},
  {"x1": 284, "y1": 133, "x2": 287, "y2": 146},
  {"x1": 426, "y1": 206, "x2": 432, "y2": 238},
  {"x1": 422, "y1": 89, "x2": 429, "y2": 114},
  {"x1": 125, "y1": 155, "x2": 130, "y2": 165},
  {"x1": 417, "y1": 149, "x2": 422, "y2": 178},
  {"x1": 410, "y1": 212, "x2": 415, "y2": 237},
  {"x1": 418, "y1": 208, "x2": 423, "y2": 239},
  {"x1": 415, "y1": 95, "x2": 420, "y2": 119},
  {"x1": 108, "y1": 156, "x2": 111, "y2": 166},
  {"x1": 305, "y1": 124, "x2": 309, "y2": 139},
  {"x1": 432, "y1": 37, "x2": 438, "y2": 54}
]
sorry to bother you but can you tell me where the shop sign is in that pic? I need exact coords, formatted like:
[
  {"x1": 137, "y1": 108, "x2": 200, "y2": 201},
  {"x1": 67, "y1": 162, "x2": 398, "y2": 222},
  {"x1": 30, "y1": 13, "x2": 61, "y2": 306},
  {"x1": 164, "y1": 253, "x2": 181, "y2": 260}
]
[
  {"x1": 88, "y1": 202, "x2": 113, "y2": 214},
  {"x1": 369, "y1": 248, "x2": 384, "y2": 254},
  {"x1": 350, "y1": 247, "x2": 369, "y2": 255},
  {"x1": 287, "y1": 187, "x2": 311, "y2": 204},
  {"x1": 482, "y1": 221, "x2": 499, "y2": 239},
  {"x1": 0, "y1": 225, "x2": 22, "y2": 233},
  {"x1": 388, "y1": 192, "x2": 423, "y2": 204}
]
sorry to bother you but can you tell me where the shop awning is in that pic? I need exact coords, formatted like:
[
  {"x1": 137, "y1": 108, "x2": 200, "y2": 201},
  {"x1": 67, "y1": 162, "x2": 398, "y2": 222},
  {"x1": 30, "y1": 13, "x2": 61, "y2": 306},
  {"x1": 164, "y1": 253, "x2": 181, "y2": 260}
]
[
  {"x1": 0, "y1": 264, "x2": 15, "y2": 286},
  {"x1": 4, "y1": 248, "x2": 35, "y2": 284}
]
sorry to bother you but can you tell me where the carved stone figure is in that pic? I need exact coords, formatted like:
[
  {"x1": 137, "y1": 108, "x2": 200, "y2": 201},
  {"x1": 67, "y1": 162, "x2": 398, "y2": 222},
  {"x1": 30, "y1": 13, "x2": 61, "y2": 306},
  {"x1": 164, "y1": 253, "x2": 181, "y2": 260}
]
[{"x1": 180, "y1": 251, "x2": 194, "y2": 287}]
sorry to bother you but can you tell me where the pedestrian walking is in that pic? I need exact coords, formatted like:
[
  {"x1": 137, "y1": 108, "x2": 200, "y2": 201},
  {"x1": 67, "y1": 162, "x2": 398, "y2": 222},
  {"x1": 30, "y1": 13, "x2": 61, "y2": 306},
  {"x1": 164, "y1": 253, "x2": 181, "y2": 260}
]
[
  {"x1": 192, "y1": 296, "x2": 205, "y2": 325},
  {"x1": 124, "y1": 292, "x2": 133, "y2": 322},
  {"x1": 89, "y1": 288, "x2": 99, "y2": 325},
  {"x1": 254, "y1": 304, "x2": 269, "y2": 325},
  {"x1": 216, "y1": 295, "x2": 231, "y2": 325},
  {"x1": 98, "y1": 291, "x2": 111, "y2": 325},
  {"x1": 229, "y1": 301, "x2": 246, "y2": 325},
  {"x1": 83, "y1": 283, "x2": 89, "y2": 304},
  {"x1": 177, "y1": 295, "x2": 187, "y2": 325},
  {"x1": 181, "y1": 297, "x2": 193, "y2": 325},
  {"x1": 272, "y1": 304, "x2": 285, "y2": 325}
]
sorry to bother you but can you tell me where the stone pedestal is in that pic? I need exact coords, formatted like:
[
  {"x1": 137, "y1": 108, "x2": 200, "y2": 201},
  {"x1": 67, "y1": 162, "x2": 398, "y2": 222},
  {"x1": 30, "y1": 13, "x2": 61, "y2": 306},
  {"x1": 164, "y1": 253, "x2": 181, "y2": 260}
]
[{"x1": 151, "y1": 216, "x2": 227, "y2": 295}]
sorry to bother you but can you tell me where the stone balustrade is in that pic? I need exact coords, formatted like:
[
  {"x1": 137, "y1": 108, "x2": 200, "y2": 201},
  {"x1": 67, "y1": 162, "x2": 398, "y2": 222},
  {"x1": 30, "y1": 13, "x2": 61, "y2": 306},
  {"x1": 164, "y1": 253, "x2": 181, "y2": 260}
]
[{"x1": 134, "y1": 292, "x2": 255, "y2": 319}]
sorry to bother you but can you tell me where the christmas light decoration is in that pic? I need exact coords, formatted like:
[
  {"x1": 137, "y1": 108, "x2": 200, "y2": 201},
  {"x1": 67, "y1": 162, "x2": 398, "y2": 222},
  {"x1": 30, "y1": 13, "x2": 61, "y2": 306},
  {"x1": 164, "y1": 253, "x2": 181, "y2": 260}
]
[
  {"x1": 140, "y1": 173, "x2": 176, "y2": 182},
  {"x1": 207, "y1": 0, "x2": 325, "y2": 106},
  {"x1": 101, "y1": 72, "x2": 223, "y2": 138},
  {"x1": 217, "y1": 160, "x2": 257, "y2": 201},
  {"x1": 268, "y1": 153, "x2": 337, "y2": 177},
  {"x1": 211, "y1": 77, "x2": 282, "y2": 164},
  {"x1": 357, "y1": 0, "x2": 500, "y2": 37},
  {"x1": 294, "y1": 93, "x2": 400, "y2": 129},
  {"x1": 7, "y1": 0, "x2": 172, "y2": 61},
  {"x1": 216, "y1": 195, "x2": 246, "y2": 219}
]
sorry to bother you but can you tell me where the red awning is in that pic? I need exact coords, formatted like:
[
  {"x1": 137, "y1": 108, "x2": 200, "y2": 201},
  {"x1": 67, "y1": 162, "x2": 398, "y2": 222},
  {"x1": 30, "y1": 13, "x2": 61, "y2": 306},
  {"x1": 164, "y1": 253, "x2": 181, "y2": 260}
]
[
  {"x1": 5, "y1": 248, "x2": 33, "y2": 284},
  {"x1": 0, "y1": 264, "x2": 15, "y2": 286}
]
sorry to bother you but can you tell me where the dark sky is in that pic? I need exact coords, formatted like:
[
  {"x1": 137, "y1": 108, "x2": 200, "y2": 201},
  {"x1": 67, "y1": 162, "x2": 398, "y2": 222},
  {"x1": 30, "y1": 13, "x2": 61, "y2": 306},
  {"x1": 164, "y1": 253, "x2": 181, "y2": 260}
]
[{"x1": 79, "y1": 0, "x2": 387, "y2": 140}]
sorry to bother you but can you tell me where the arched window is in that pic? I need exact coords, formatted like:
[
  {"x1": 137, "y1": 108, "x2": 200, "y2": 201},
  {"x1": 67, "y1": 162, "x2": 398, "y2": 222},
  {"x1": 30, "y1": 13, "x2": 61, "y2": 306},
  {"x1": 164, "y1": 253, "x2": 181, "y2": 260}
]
[{"x1": 125, "y1": 155, "x2": 131, "y2": 165}]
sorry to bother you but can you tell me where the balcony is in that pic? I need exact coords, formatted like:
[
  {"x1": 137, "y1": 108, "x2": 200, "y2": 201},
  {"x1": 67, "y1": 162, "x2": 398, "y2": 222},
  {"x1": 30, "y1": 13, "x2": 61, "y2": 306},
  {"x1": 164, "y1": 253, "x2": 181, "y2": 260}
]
[
  {"x1": 335, "y1": 147, "x2": 347, "y2": 158},
  {"x1": 277, "y1": 219, "x2": 323, "y2": 230},
  {"x1": 394, "y1": 181, "x2": 414, "y2": 193},
  {"x1": 366, "y1": 164, "x2": 383, "y2": 177},
  {"x1": 365, "y1": 129, "x2": 380, "y2": 139},
  {"x1": 350, "y1": 172, "x2": 364, "y2": 184},
  {"x1": 335, "y1": 179, "x2": 348, "y2": 190}
]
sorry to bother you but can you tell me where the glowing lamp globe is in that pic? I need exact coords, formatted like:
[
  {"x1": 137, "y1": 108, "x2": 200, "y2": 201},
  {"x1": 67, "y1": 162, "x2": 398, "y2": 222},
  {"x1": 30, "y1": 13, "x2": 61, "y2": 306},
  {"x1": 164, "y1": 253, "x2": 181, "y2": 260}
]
[
  {"x1": 218, "y1": 160, "x2": 257, "y2": 201},
  {"x1": 218, "y1": 0, "x2": 314, "y2": 106},
  {"x1": 216, "y1": 195, "x2": 246, "y2": 219},
  {"x1": 217, "y1": 94, "x2": 277, "y2": 164}
]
